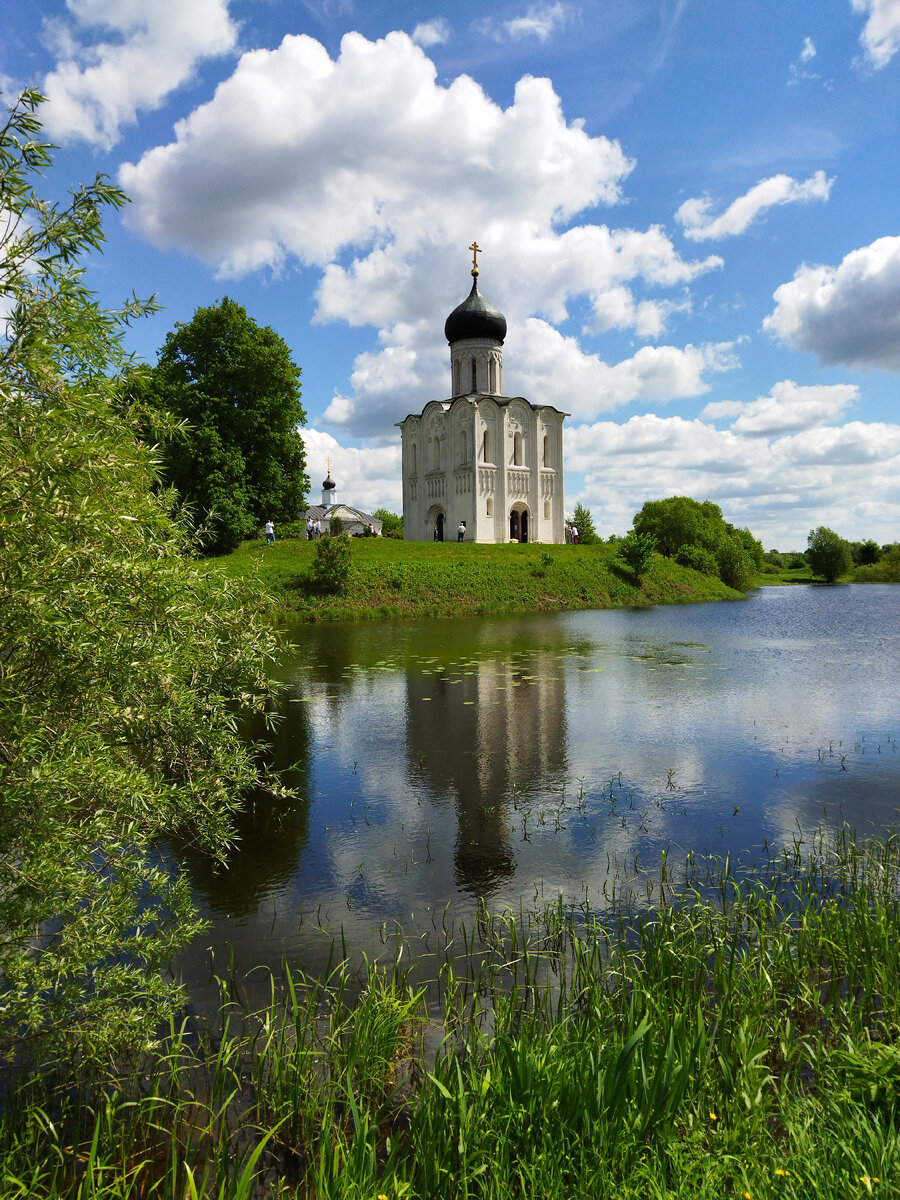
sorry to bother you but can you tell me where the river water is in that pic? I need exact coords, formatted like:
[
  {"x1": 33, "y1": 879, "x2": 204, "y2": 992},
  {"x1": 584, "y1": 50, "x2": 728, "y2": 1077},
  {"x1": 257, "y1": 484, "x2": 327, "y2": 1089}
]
[{"x1": 173, "y1": 585, "x2": 900, "y2": 998}]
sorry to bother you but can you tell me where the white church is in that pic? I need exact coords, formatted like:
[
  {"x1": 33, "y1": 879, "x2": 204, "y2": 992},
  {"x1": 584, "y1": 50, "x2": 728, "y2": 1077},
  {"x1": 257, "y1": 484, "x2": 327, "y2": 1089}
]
[{"x1": 397, "y1": 246, "x2": 567, "y2": 543}]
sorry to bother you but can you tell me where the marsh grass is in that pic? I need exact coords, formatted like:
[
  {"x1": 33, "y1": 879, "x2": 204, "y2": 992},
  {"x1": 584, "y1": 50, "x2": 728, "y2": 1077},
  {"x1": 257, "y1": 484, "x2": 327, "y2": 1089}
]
[
  {"x1": 3, "y1": 826, "x2": 900, "y2": 1197},
  {"x1": 211, "y1": 538, "x2": 741, "y2": 621}
]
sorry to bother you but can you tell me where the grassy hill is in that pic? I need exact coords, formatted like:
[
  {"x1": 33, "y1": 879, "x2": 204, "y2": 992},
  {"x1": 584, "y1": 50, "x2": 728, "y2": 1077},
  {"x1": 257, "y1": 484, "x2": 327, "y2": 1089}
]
[{"x1": 211, "y1": 535, "x2": 744, "y2": 621}]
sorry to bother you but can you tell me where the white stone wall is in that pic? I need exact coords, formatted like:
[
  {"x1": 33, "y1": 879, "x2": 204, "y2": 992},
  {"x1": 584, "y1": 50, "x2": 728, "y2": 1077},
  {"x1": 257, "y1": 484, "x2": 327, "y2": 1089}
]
[{"x1": 399, "y1": 396, "x2": 565, "y2": 544}]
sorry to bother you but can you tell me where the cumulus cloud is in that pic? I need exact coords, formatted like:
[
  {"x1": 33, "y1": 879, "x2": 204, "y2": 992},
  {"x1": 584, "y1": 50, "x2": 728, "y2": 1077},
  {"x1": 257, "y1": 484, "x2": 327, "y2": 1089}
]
[
  {"x1": 411, "y1": 18, "x2": 450, "y2": 47},
  {"x1": 41, "y1": 0, "x2": 238, "y2": 148},
  {"x1": 852, "y1": 0, "x2": 900, "y2": 69},
  {"x1": 320, "y1": 316, "x2": 737, "y2": 437},
  {"x1": 475, "y1": 3, "x2": 574, "y2": 42},
  {"x1": 676, "y1": 171, "x2": 833, "y2": 242},
  {"x1": 563, "y1": 413, "x2": 900, "y2": 545},
  {"x1": 121, "y1": 31, "x2": 723, "y2": 438},
  {"x1": 764, "y1": 236, "x2": 900, "y2": 371},
  {"x1": 702, "y1": 380, "x2": 859, "y2": 436}
]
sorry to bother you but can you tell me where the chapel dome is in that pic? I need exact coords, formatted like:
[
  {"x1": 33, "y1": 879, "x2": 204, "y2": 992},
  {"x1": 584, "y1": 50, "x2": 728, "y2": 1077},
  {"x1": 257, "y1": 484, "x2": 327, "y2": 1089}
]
[
  {"x1": 322, "y1": 472, "x2": 336, "y2": 492},
  {"x1": 444, "y1": 278, "x2": 507, "y2": 345}
]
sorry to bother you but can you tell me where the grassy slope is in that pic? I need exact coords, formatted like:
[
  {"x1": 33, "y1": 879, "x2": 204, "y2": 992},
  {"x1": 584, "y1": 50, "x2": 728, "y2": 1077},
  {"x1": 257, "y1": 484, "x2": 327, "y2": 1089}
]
[{"x1": 211, "y1": 536, "x2": 743, "y2": 620}]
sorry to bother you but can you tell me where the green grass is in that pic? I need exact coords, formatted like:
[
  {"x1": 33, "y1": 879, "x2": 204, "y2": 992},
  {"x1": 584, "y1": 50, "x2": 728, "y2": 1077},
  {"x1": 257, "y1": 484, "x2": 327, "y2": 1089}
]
[
  {"x1": 210, "y1": 537, "x2": 743, "y2": 621},
  {"x1": 3, "y1": 825, "x2": 900, "y2": 1197}
]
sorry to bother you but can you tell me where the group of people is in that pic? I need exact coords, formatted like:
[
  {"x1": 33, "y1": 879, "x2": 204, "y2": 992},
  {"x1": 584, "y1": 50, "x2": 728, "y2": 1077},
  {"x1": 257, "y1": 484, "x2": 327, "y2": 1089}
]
[
  {"x1": 565, "y1": 524, "x2": 580, "y2": 544},
  {"x1": 306, "y1": 516, "x2": 323, "y2": 539}
]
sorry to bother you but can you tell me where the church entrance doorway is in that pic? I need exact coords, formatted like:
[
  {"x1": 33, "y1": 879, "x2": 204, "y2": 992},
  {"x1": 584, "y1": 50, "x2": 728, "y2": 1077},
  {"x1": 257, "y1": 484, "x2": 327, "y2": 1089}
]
[
  {"x1": 427, "y1": 507, "x2": 446, "y2": 541},
  {"x1": 509, "y1": 505, "x2": 529, "y2": 543}
]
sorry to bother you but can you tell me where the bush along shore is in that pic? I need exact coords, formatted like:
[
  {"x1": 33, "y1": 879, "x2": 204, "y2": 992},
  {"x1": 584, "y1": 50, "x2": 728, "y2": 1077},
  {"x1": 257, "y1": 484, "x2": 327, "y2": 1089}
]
[
  {"x1": 210, "y1": 536, "x2": 743, "y2": 621},
  {"x1": 2, "y1": 825, "x2": 900, "y2": 1197}
]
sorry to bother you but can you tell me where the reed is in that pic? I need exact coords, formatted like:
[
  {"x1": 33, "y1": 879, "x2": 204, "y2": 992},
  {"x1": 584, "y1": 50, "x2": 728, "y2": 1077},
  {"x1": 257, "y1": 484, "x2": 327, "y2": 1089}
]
[{"x1": 2, "y1": 824, "x2": 899, "y2": 1197}]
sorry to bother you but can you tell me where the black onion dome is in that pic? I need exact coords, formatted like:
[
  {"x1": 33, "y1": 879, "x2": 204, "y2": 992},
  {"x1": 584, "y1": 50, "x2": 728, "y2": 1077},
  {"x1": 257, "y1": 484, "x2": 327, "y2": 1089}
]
[
  {"x1": 322, "y1": 473, "x2": 336, "y2": 491},
  {"x1": 444, "y1": 279, "x2": 507, "y2": 344}
]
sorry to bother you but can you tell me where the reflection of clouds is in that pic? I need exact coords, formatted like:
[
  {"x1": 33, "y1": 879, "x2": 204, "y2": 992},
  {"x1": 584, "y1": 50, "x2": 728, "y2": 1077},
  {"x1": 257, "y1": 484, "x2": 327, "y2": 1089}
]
[{"x1": 174, "y1": 588, "x2": 900, "y2": 1007}]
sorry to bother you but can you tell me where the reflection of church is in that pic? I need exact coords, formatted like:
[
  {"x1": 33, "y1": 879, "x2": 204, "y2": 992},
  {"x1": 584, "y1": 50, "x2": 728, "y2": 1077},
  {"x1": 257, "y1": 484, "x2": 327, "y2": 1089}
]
[
  {"x1": 397, "y1": 245, "x2": 567, "y2": 543},
  {"x1": 405, "y1": 647, "x2": 568, "y2": 896}
]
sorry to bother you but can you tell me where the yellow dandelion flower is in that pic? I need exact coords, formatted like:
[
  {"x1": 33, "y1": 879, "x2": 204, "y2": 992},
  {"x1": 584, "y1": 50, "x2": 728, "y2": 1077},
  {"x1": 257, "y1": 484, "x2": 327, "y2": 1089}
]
[
  {"x1": 744, "y1": 1193, "x2": 752, "y2": 1199},
  {"x1": 775, "y1": 1168, "x2": 790, "y2": 1177},
  {"x1": 709, "y1": 1110, "x2": 718, "y2": 1121}
]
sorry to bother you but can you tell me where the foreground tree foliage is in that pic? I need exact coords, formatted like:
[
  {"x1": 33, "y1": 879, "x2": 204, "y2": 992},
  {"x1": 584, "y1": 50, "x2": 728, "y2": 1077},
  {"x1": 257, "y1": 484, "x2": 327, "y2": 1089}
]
[
  {"x1": 807, "y1": 525, "x2": 853, "y2": 583},
  {"x1": 147, "y1": 298, "x2": 309, "y2": 554},
  {"x1": 0, "y1": 91, "x2": 281, "y2": 1064},
  {"x1": 633, "y1": 496, "x2": 762, "y2": 591}
]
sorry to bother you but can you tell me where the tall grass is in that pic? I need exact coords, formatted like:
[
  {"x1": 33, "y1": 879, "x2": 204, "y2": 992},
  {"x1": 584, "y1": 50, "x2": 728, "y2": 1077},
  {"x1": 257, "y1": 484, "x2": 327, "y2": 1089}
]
[{"x1": 2, "y1": 825, "x2": 900, "y2": 1197}]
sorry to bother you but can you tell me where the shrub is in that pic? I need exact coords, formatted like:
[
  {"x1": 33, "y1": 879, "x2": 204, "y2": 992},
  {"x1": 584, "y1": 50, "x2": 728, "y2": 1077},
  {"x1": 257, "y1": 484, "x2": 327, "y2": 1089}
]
[
  {"x1": 716, "y1": 537, "x2": 756, "y2": 591},
  {"x1": 807, "y1": 526, "x2": 853, "y2": 583},
  {"x1": 674, "y1": 544, "x2": 719, "y2": 576},
  {"x1": 311, "y1": 529, "x2": 352, "y2": 593},
  {"x1": 618, "y1": 531, "x2": 657, "y2": 579}
]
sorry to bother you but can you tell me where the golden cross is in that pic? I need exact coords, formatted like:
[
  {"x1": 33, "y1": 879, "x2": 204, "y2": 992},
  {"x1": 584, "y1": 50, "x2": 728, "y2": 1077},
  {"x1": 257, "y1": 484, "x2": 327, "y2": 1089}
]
[{"x1": 469, "y1": 240, "x2": 481, "y2": 276}]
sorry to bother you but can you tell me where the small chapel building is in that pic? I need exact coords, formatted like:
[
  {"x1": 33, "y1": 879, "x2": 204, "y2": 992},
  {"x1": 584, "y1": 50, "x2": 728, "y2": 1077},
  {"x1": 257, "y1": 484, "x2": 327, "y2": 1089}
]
[{"x1": 397, "y1": 249, "x2": 567, "y2": 543}]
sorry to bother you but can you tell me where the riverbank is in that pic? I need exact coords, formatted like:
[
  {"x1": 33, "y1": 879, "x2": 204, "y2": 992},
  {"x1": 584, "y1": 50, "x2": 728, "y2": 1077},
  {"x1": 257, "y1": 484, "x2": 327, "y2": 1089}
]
[
  {"x1": 210, "y1": 537, "x2": 743, "y2": 620},
  {"x1": 3, "y1": 825, "x2": 898, "y2": 1197}
]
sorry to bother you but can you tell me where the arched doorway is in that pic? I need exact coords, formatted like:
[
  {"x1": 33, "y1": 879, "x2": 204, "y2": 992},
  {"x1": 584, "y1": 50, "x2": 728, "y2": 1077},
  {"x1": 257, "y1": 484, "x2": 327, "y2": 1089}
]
[
  {"x1": 509, "y1": 505, "x2": 529, "y2": 543},
  {"x1": 426, "y1": 506, "x2": 446, "y2": 542}
]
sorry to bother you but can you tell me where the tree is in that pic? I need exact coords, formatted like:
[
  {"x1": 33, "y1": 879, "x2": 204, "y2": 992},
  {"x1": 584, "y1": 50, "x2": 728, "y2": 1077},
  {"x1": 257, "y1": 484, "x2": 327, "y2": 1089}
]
[
  {"x1": 374, "y1": 508, "x2": 403, "y2": 538},
  {"x1": 618, "y1": 531, "x2": 657, "y2": 579},
  {"x1": 633, "y1": 496, "x2": 762, "y2": 591},
  {"x1": 0, "y1": 91, "x2": 280, "y2": 1064},
  {"x1": 807, "y1": 526, "x2": 853, "y2": 583},
  {"x1": 855, "y1": 539, "x2": 882, "y2": 565},
  {"x1": 633, "y1": 496, "x2": 723, "y2": 558},
  {"x1": 572, "y1": 502, "x2": 598, "y2": 544},
  {"x1": 149, "y1": 299, "x2": 308, "y2": 554}
]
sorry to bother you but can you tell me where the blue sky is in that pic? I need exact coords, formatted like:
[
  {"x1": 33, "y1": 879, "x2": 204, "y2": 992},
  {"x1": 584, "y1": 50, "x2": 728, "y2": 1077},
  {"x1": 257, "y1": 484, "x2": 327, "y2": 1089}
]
[{"x1": 3, "y1": 0, "x2": 899, "y2": 546}]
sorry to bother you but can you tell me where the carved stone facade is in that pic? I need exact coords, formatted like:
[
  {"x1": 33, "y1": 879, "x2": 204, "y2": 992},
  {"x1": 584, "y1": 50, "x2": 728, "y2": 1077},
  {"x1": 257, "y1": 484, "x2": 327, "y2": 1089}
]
[{"x1": 397, "y1": 272, "x2": 567, "y2": 543}]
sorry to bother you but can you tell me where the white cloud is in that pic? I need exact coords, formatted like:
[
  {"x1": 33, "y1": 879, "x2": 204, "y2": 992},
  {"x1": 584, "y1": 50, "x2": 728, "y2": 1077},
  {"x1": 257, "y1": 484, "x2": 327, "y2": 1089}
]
[
  {"x1": 41, "y1": 0, "x2": 238, "y2": 148},
  {"x1": 676, "y1": 172, "x2": 833, "y2": 242},
  {"x1": 852, "y1": 0, "x2": 900, "y2": 69},
  {"x1": 764, "y1": 236, "x2": 900, "y2": 371},
  {"x1": 475, "y1": 3, "x2": 574, "y2": 43},
  {"x1": 563, "y1": 413, "x2": 900, "y2": 545},
  {"x1": 411, "y1": 18, "x2": 451, "y2": 47},
  {"x1": 701, "y1": 380, "x2": 859, "y2": 436},
  {"x1": 121, "y1": 31, "x2": 724, "y2": 439},
  {"x1": 789, "y1": 36, "x2": 822, "y2": 84},
  {"x1": 321, "y1": 317, "x2": 737, "y2": 436}
]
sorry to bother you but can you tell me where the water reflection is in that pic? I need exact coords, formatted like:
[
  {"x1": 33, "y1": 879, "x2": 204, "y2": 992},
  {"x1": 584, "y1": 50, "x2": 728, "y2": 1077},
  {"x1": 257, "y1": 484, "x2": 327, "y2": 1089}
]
[
  {"x1": 171, "y1": 586, "x2": 900, "y2": 1000},
  {"x1": 404, "y1": 647, "x2": 568, "y2": 895}
]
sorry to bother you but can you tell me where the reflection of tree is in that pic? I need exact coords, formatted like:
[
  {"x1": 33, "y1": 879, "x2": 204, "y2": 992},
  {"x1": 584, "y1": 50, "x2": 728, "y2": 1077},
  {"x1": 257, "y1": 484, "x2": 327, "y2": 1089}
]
[
  {"x1": 406, "y1": 647, "x2": 568, "y2": 897},
  {"x1": 177, "y1": 702, "x2": 312, "y2": 919}
]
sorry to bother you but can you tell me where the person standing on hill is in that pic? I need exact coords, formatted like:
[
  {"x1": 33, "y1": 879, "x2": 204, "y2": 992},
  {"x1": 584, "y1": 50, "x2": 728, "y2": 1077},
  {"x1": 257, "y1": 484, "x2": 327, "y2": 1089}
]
[
  {"x1": 457, "y1": 521, "x2": 466, "y2": 542},
  {"x1": 265, "y1": 520, "x2": 276, "y2": 544}
]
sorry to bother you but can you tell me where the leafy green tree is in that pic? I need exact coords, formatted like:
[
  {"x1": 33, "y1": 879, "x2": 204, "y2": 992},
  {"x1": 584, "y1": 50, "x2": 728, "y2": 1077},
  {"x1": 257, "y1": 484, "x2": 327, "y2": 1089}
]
[
  {"x1": 618, "y1": 531, "x2": 657, "y2": 579},
  {"x1": 572, "y1": 502, "x2": 598, "y2": 544},
  {"x1": 855, "y1": 539, "x2": 882, "y2": 565},
  {"x1": 149, "y1": 298, "x2": 308, "y2": 554},
  {"x1": 633, "y1": 496, "x2": 723, "y2": 558},
  {"x1": 0, "y1": 91, "x2": 280, "y2": 1064},
  {"x1": 374, "y1": 508, "x2": 403, "y2": 538},
  {"x1": 633, "y1": 496, "x2": 761, "y2": 591},
  {"x1": 807, "y1": 526, "x2": 853, "y2": 583}
]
